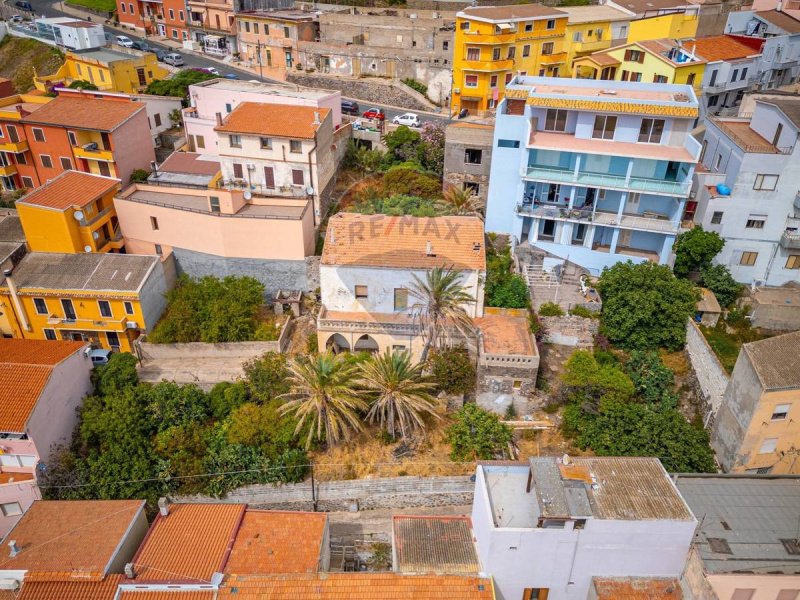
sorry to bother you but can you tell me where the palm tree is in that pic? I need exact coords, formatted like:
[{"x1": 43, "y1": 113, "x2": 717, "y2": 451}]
[
  {"x1": 408, "y1": 266, "x2": 476, "y2": 361},
  {"x1": 279, "y1": 353, "x2": 367, "y2": 449},
  {"x1": 361, "y1": 349, "x2": 439, "y2": 441},
  {"x1": 438, "y1": 185, "x2": 484, "y2": 218}
]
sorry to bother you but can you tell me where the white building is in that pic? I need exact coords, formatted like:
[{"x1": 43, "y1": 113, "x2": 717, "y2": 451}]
[
  {"x1": 34, "y1": 17, "x2": 106, "y2": 50},
  {"x1": 317, "y1": 213, "x2": 485, "y2": 360},
  {"x1": 691, "y1": 95, "x2": 800, "y2": 286},
  {"x1": 472, "y1": 457, "x2": 697, "y2": 600}
]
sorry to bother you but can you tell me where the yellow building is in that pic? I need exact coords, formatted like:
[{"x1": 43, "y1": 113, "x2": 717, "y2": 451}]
[
  {"x1": 711, "y1": 331, "x2": 800, "y2": 474},
  {"x1": 627, "y1": 11, "x2": 698, "y2": 42},
  {"x1": 33, "y1": 48, "x2": 167, "y2": 94},
  {"x1": 16, "y1": 170, "x2": 123, "y2": 254},
  {"x1": 0, "y1": 252, "x2": 171, "y2": 351},
  {"x1": 452, "y1": 4, "x2": 569, "y2": 116},
  {"x1": 559, "y1": 5, "x2": 631, "y2": 77},
  {"x1": 573, "y1": 39, "x2": 705, "y2": 89}
]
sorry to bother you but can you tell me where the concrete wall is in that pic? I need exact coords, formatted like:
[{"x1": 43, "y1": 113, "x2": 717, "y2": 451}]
[
  {"x1": 744, "y1": 293, "x2": 800, "y2": 331},
  {"x1": 679, "y1": 547, "x2": 720, "y2": 600},
  {"x1": 107, "y1": 503, "x2": 150, "y2": 573},
  {"x1": 707, "y1": 573, "x2": 800, "y2": 600},
  {"x1": 444, "y1": 124, "x2": 493, "y2": 204},
  {"x1": 139, "y1": 327, "x2": 291, "y2": 359},
  {"x1": 711, "y1": 349, "x2": 758, "y2": 471},
  {"x1": 139, "y1": 255, "x2": 175, "y2": 333},
  {"x1": 685, "y1": 319, "x2": 729, "y2": 422},
  {"x1": 541, "y1": 315, "x2": 599, "y2": 347},
  {"x1": 287, "y1": 72, "x2": 433, "y2": 112},
  {"x1": 113, "y1": 109, "x2": 157, "y2": 187}
]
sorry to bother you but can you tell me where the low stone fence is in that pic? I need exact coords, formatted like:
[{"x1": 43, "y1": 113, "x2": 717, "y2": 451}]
[
  {"x1": 176, "y1": 475, "x2": 474, "y2": 511},
  {"x1": 685, "y1": 319, "x2": 729, "y2": 424},
  {"x1": 541, "y1": 315, "x2": 599, "y2": 347}
]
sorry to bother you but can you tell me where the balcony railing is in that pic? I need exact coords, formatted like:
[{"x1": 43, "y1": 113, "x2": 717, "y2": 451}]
[
  {"x1": 73, "y1": 144, "x2": 113, "y2": 162},
  {"x1": 539, "y1": 51, "x2": 567, "y2": 65},
  {"x1": 461, "y1": 58, "x2": 514, "y2": 71},
  {"x1": 0, "y1": 140, "x2": 28, "y2": 153},
  {"x1": 515, "y1": 203, "x2": 678, "y2": 234},
  {"x1": 523, "y1": 164, "x2": 691, "y2": 196},
  {"x1": 79, "y1": 204, "x2": 114, "y2": 227},
  {"x1": 781, "y1": 230, "x2": 800, "y2": 250},
  {"x1": 317, "y1": 308, "x2": 421, "y2": 336}
]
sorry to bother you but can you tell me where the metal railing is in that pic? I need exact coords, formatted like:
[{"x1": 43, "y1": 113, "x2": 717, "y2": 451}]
[
  {"x1": 515, "y1": 203, "x2": 678, "y2": 233},
  {"x1": 781, "y1": 230, "x2": 800, "y2": 249},
  {"x1": 523, "y1": 164, "x2": 691, "y2": 196},
  {"x1": 79, "y1": 204, "x2": 114, "y2": 227},
  {"x1": 122, "y1": 193, "x2": 308, "y2": 221}
]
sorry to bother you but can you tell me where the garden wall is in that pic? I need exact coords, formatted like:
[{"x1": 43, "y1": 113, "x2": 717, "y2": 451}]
[
  {"x1": 685, "y1": 319, "x2": 729, "y2": 424},
  {"x1": 175, "y1": 475, "x2": 474, "y2": 511},
  {"x1": 541, "y1": 315, "x2": 598, "y2": 347}
]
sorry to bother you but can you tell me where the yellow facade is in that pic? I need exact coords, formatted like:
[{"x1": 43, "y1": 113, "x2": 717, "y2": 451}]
[
  {"x1": 626, "y1": 11, "x2": 698, "y2": 43},
  {"x1": 33, "y1": 50, "x2": 167, "y2": 94},
  {"x1": 452, "y1": 11, "x2": 568, "y2": 115},
  {"x1": 562, "y1": 19, "x2": 619, "y2": 77},
  {"x1": 735, "y1": 388, "x2": 800, "y2": 474}
]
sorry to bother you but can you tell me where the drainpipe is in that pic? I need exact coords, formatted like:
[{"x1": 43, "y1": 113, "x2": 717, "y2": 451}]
[
  {"x1": 308, "y1": 125, "x2": 319, "y2": 228},
  {"x1": 4, "y1": 269, "x2": 31, "y2": 333}
]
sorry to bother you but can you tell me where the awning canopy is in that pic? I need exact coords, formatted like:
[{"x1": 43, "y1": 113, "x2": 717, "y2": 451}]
[{"x1": 496, "y1": 22, "x2": 513, "y2": 30}]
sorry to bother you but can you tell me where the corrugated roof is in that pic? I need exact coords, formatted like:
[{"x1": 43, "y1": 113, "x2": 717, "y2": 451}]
[
  {"x1": 132, "y1": 504, "x2": 245, "y2": 583},
  {"x1": 743, "y1": 330, "x2": 800, "y2": 390},
  {"x1": 459, "y1": 4, "x2": 565, "y2": 21},
  {"x1": 592, "y1": 577, "x2": 683, "y2": 599},
  {"x1": 675, "y1": 475, "x2": 800, "y2": 574},
  {"x1": 0, "y1": 500, "x2": 145, "y2": 580},
  {"x1": 21, "y1": 95, "x2": 145, "y2": 131},
  {"x1": 214, "y1": 102, "x2": 330, "y2": 139},
  {"x1": 18, "y1": 575, "x2": 124, "y2": 600},
  {"x1": 224, "y1": 510, "x2": 327, "y2": 575},
  {"x1": 692, "y1": 35, "x2": 759, "y2": 62},
  {"x1": 321, "y1": 213, "x2": 486, "y2": 271},
  {"x1": 0, "y1": 213, "x2": 25, "y2": 243},
  {"x1": 757, "y1": 9, "x2": 800, "y2": 33},
  {"x1": 17, "y1": 171, "x2": 119, "y2": 211},
  {"x1": 393, "y1": 516, "x2": 480, "y2": 575}
]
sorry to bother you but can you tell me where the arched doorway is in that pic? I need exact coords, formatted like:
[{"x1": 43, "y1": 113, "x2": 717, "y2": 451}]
[
  {"x1": 325, "y1": 333, "x2": 351, "y2": 354},
  {"x1": 354, "y1": 334, "x2": 379, "y2": 354}
]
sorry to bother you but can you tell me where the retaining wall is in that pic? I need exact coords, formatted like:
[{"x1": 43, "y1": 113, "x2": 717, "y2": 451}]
[
  {"x1": 541, "y1": 315, "x2": 598, "y2": 347},
  {"x1": 685, "y1": 319, "x2": 729, "y2": 423}
]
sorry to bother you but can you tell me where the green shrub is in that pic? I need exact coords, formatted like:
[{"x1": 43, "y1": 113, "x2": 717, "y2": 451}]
[
  {"x1": 538, "y1": 302, "x2": 565, "y2": 317},
  {"x1": 448, "y1": 404, "x2": 513, "y2": 460},
  {"x1": 700, "y1": 264, "x2": 742, "y2": 308},
  {"x1": 625, "y1": 351, "x2": 677, "y2": 409},
  {"x1": 569, "y1": 305, "x2": 598, "y2": 319},
  {"x1": 129, "y1": 168, "x2": 150, "y2": 184},
  {"x1": 402, "y1": 78, "x2": 428, "y2": 95},
  {"x1": 485, "y1": 243, "x2": 530, "y2": 308},
  {"x1": 428, "y1": 347, "x2": 476, "y2": 396}
]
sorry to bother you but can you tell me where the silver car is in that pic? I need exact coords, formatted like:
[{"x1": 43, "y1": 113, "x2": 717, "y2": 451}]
[{"x1": 163, "y1": 52, "x2": 185, "y2": 66}]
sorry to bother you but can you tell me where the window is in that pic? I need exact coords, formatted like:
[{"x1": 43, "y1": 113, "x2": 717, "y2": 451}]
[
  {"x1": 773, "y1": 123, "x2": 784, "y2": 147},
  {"x1": 772, "y1": 403, "x2": 791, "y2": 420},
  {"x1": 264, "y1": 23, "x2": 269, "y2": 34},
  {"x1": 394, "y1": 288, "x2": 408, "y2": 311},
  {"x1": 489, "y1": 75, "x2": 498, "y2": 88},
  {"x1": 523, "y1": 44, "x2": 530, "y2": 57},
  {"x1": 106, "y1": 331, "x2": 120, "y2": 348},
  {"x1": 740, "y1": 67, "x2": 748, "y2": 81},
  {"x1": 653, "y1": 74, "x2": 668, "y2": 83},
  {"x1": 542, "y1": 42, "x2": 554, "y2": 55},
  {"x1": 740, "y1": 251, "x2": 758, "y2": 266},
  {"x1": 153, "y1": 113, "x2": 162, "y2": 128},
  {"x1": 150, "y1": 216, "x2": 159, "y2": 230},
  {"x1": 196, "y1": 135, "x2": 205, "y2": 149},
  {"x1": 544, "y1": 109, "x2": 568, "y2": 132},
  {"x1": 573, "y1": 31, "x2": 582, "y2": 42},
  {"x1": 98, "y1": 300, "x2": 112, "y2": 318},
  {"x1": 124, "y1": 301, "x2": 135, "y2": 315},
  {"x1": 507, "y1": 46, "x2": 515, "y2": 60},
  {"x1": 592, "y1": 115, "x2": 616, "y2": 140},
  {"x1": 291, "y1": 169, "x2": 304, "y2": 186},
  {"x1": 522, "y1": 589, "x2": 550, "y2": 600},
  {"x1": 629, "y1": 72, "x2": 642, "y2": 82},
  {"x1": 44, "y1": 328, "x2": 57, "y2": 341},
  {"x1": 443, "y1": 40, "x2": 448, "y2": 50},
  {"x1": 754, "y1": 174, "x2": 779, "y2": 191},
  {"x1": 759, "y1": 437, "x2": 778, "y2": 454},
  {"x1": 99, "y1": 162, "x2": 110, "y2": 177},
  {"x1": 546, "y1": 19, "x2": 556, "y2": 29},
  {"x1": 244, "y1": 20, "x2": 250, "y2": 32},
  {"x1": 505, "y1": 73, "x2": 513, "y2": 85},
  {"x1": 714, "y1": 153, "x2": 723, "y2": 170},
  {"x1": 32, "y1": 127, "x2": 45, "y2": 142},
  {"x1": 68, "y1": 130, "x2": 78, "y2": 146},
  {"x1": 254, "y1": 136, "x2": 271, "y2": 150},
  {"x1": 155, "y1": 244, "x2": 163, "y2": 255},
  {"x1": 40, "y1": 154, "x2": 52, "y2": 169},
  {"x1": 699, "y1": 139, "x2": 708, "y2": 162},
  {"x1": 776, "y1": 591, "x2": 800, "y2": 600},
  {"x1": 0, "y1": 502, "x2": 22, "y2": 517},
  {"x1": 638, "y1": 118, "x2": 664, "y2": 143},
  {"x1": 492, "y1": 47, "x2": 501, "y2": 61},
  {"x1": 731, "y1": 68, "x2": 739, "y2": 81},
  {"x1": 498, "y1": 139, "x2": 520, "y2": 148},
  {"x1": 687, "y1": 72, "x2": 696, "y2": 86},
  {"x1": 730, "y1": 590, "x2": 755, "y2": 600},
  {"x1": 624, "y1": 49, "x2": 644, "y2": 63},
  {"x1": 465, "y1": 46, "x2": 480, "y2": 61},
  {"x1": 464, "y1": 148, "x2": 482, "y2": 164},
  {"x1": 225, "y1": 103, "x2": 233, "y2": 113},
  {"x1": 460, "y1": 21, "x2": 470, "y2": 30},
  {"x1": 33, "y1": 298, "x2": 47, "y2": 315},
  {"x1": 465, "y1": 75, "x2": 478, "y2": 88},
  {"x1": 464, "y1": 182, "x2": 479, "y2": 194},
  {"x1": 786, "y1": 255, "x2": 800, "y2": 269},
  {"x1": 711, "y1": 211, "x2": 723, "y2": 225},
  {"x1": 289, "y1": 139, "x2": 302, "y2": 153},
  {"x1": 355, "y1": 285, "x2": 368, "y2": 299},
  {"x1": 746, "y1": 215, "x2": 766, "y2": 229},
  {"x1": 0, "y1": 454, "x2": 36, "y2": 468},
  {"x1": 283, "y1": 25, "x2": 290, "y2": 37},
  {"x1": 21, "y1": 176, "x2": 33, "y2": 188},
  {"x1": 60, "y1": 157, "x2": 72, "y2": 170},
  {"x1": 209, "y1": 196, "x2": 220, "y2": 213},
  {"x1": 229, "y1": 134, "x2": 242, "y2": 148},
  {"x1": 179, "y1": 9, "x2": 184, "y2": 20},
  {"x1": 233, "y1": 163, "x2": 244, "y2": 179},
  {"x1": 121, "y1": 3, "x2": 125, "y2": 11}
]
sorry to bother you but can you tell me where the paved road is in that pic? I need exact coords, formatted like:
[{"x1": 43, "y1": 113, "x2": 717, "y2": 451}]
[{"x1": 16, "y1": 0, "x2": 453, "y2": 124}]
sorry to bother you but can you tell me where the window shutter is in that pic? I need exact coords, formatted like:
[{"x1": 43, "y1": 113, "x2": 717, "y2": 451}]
[
  {"x1": 624, "y1": 49, "x2": 631, "y2": 61},
  {"x1": 638, "y1": 51, "x2": 645, "y2": 64}
]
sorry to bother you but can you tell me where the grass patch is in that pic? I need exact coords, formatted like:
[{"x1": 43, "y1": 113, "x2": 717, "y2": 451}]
[
  {"x1": 0, "y1": 37, "x2": 63, "y2": 93},
  {"x1": 700, "y1": 322, "x2": 768, "y2": 373},
  {"x1": 66, "y1": 0, "x2": 116, "y2": 12}
]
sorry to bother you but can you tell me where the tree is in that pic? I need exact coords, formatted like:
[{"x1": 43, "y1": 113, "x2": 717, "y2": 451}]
[
  {"x1": 408, "y1": 266, "x2": 476, "y2": 361},
  {"x1": 361, "y1": 349, "x2": 439, "y2": 441},
  {"x1": 242, "y1": 352, "x2": 291, "y2": 402},
  {"x1": 484, "y1": 243, "x2": 530, "y2": 309},
  {"x1": 95, "y1": 352, "x2": 139, "y2": 396},
  {"x1": 380, "y1": 166, "x2": 443, "y2": 199},
  {"x1": 624, "y1": 351, "x2": 677, "y2": 409},
  {"x1": 448, "y1": 404, "x2": 513, "y2": 461},
  {"x1": 560, "y1": 350, "x2": 635, "y2": 412},
  {"x1": 68, "y1": 80, "x2": 98, "y2": 90},
  {"x1": 597, "y1": 262, "x2": 699, "y2": 351},
  {"x1": 700, "y1": 264, "x2": 742, "y2": 308},
  {"x1": 428, "y1": 346, "x2": 476, "y2": 396},
  {"x1": 141, "y1": 382, "x2": 211, "y2": 432},
  {"x1": 144, "y1": 69, "x2": 215, "y2": 100},
  {"x1": 384, "y1": 126, "x2": 421, "y2": 164},
  {"x1": 418, "y1": 122, "x2": 446, "y2": 176},
  {"x1": 279, "y1": 353, "x2": 367, "y2": 449},
  {"x1": 673, "y1": 227, "x2": 725, "y2": 277},
  {"x1": 437, "y1": 185, "x2": 484, "y2": 217},
  {"x1": 209, "y1": 381, "x2": 249, "y2": 420},
  {"x1": 345, "y1": 140, "x2": 384, "y2": 176}
]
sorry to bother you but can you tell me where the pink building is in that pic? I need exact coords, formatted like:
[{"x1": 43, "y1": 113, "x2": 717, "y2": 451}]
[
  {"x1": 0, "y1": 339, "x2": 93, "y2": 537},
  {"x1": 182, "y1": 78, "x2": 342, "y2": 155}
]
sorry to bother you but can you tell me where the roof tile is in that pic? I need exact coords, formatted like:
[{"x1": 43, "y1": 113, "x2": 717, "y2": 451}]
[
  {"x1": 21, "y1": 96, "x2": 144, "y2": 131},
  {"x1": 742, "y1": 330, "x2": 800, "y2": 390},
  {"x1": 214, "y1": 103, "x2": 330, "y2": 139},
  {"x1": 17, "y1": 171, "x2": 119, "y2": 211},
  {"x1": 692, "y1": 35, "x2": 760, "y2": 63},
  {"x1": 18, "y1": 575, "x2": 124, "y2": 600}
]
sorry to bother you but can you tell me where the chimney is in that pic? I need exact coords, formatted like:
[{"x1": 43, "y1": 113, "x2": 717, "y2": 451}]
[
  {"x1": 124, "y1": 562, "x2": 136, "y2": 579},
  {"x1": 158, "y1": 497, "x2": 169, "y2": 517},
  {"x1": 15, "y1": 105, "x2": 30, "y2": 118},
  {"x1": 8, "y1": 540, "x2": 19, "y2": 558},
  {"x1": 425, "y1": 241, "x2": 433, "y2": 256},
  {"x1": 215, "y1": 112, "x2": 223, "y2": 126},
  {"x1": 313, "y1": 111, "x2": 321, "y2": 125},
  {"x1": 4, "y1": 269, "x2": 31, "y2": 332}
]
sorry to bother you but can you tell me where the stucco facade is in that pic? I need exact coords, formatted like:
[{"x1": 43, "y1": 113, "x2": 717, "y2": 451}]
[{"x1": 444, "y1": 122, "x2": 493, "y2": 206}]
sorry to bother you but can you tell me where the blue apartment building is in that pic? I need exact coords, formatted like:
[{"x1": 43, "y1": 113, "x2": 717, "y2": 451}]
[{"x1": 485, "y1": 76, "x2": 702, "y2": 275}]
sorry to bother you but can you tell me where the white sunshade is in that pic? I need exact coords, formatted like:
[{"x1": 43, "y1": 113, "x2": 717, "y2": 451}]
[{"x1": 496, "y1": 22, "x2": 513, "y2": 30}]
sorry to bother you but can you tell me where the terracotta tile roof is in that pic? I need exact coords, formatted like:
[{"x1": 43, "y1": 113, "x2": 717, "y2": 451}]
[
  {"x1": 757, "y1": 9, "x2": 800, "y2": 33},
  {"x1": 475, "y1": 313, "x2": 537, "y2": 356},
  {"x1": 635, "y1": 39, "x2": 705, "y2": 66},
  {"x1": 321, "y1": 213, "x2": 486, "y2": 271},
  {"x1": 459, "y1": 4, "x2": 565, "y2": 21},
  {"x1": 613, "y1": 0, "x2": 689, "y2": 14},
  {"x1": 0, "y1": 500, "x2": 145, "y2": 580},
  {"x1": 393, "y1": 516, "x2": 480, "y2": 575},
  {"x1": 0, "y1": 339, "x2": 86, "y2": 432},
  {"x1": 579, "y1": 52, "x2": 621, "y2": 67},
  {"x1": 214, "y1": 103, "x2": 330, "y2": 139},
  {"x1": 21, "y1": 95, "x2": 144, "y2": 131},
  {"x1": 692, "y1": 35, "x2": 759, "y2": 62},
  {"x1": 18, "y1": 575, "x2": 124, "y2": 600},
  {"x1": 743, "y1": 330, "x2": 800, "y2": 390},
  {"x1": 117, "y1": 591, "x2": 215, "y2": 600},
  {"x1": 218, "y1": 574, "x2": 495, "y2": 599},
  {"x1": 593, "y1": 577, "x2": 683, "y2": 599},
  {"x1": 17, "y1": 171, "x2": 119, "y2": 211},
  {"x1": 224, "y1": 510, "x2": 326, "y2": 575},
  {"x1": 132, "y1": 504, "x2": 245, "y2": 583}
]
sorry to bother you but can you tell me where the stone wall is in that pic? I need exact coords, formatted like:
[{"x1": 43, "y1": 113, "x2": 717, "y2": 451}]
[
  {"x1": 287, "y1": 72, "x2": 434, "y2": 111},
  {"x1": 305, "y1": 255, "x2": 321, "y2": 292},
  {"x1": 176, "y1": 475, "x2": 474, "y2": 511},
  {"x1": 541, "y1": 315, "x2": 599, "y2": 347},
  {"x1": 685, "y1": 319, "x2": 729, "y2": 423}
]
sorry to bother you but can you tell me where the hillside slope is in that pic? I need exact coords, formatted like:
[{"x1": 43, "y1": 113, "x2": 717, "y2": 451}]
[{"x1": 0, "y1": 36, "x2": 63, "y2": 93}]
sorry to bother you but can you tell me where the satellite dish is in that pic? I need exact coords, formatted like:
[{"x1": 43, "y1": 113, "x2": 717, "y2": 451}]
[
  {"x1": 84, "y1": 245, "x2": 92, "y2": 252},
  {"x1": 305, "y1": 186, "x2": 314, "y2": 196},
  {"x1": 73, "y1": 210, "x2": 84, "y2": 221},
  {"x1": 243, "y1": 189, "x2": 252, "y2": 200}
]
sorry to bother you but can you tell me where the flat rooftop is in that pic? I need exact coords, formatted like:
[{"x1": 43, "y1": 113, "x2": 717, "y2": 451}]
[
  {"x1": 711, "y1": 118, "x2": 781, "y2": 154},
  {"x1": 150, "y1": 152, "x2": 220, "y2": 187},
  {"x1": 192, "y1": 78, "x2": 337, "y2": 99},
  {"x1": 121, "y1": 188, "x2": 307, "y2": 219},
  {"x1": 475, "y1": 313, "x2": 537, "y2": 356}
]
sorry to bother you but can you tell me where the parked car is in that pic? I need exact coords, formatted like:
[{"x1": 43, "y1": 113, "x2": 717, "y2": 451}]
[
  {"x1": 115, "y1": 35, "x2": 134, "y2": 48},
  {"x1": 341, "y1": 99, "x2": 360, "y2": 116},
  {"x1": 131, "y1": 40, "x2": 150, "y2": 52},
  {"x1": 203, "y1": 67, "x2": 220, "y2": 76},
  {"x1": 155, "y1": 48, "x2": 169, "y2": 62},
  {"x1": 163, "y1": 52, "x2": 185, "y2": 66},
  {"x1": 392, "y1": 112, "x2": 420, "y2": 127},
  {"x1": 9, "y1": 14, "x2": 24, "y2": 23},
  {"x1": 88, "y1": 348, "x2": 112, "y2": 366},
  {"x1": 14, "y1": 1, "x2": 33, "y2": 11},
  {"x1": 362, "y1": 107, "x2": 385, "y2": 120},
  {"x1": 223, "y1": 73, "x2": 239, "y2": 80}
]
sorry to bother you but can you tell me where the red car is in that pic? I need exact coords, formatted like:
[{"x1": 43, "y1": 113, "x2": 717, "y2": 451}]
[{"x1": 362, "y1": 108, "x2": 386, "y2": 120}]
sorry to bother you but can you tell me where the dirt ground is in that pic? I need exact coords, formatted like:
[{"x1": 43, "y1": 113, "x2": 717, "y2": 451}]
[{"x1": 0, "y1": 37, "x2": 63, "y2": 92}]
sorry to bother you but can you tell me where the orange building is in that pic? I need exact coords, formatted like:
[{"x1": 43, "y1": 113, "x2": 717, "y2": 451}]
[
  {"x1": 116, "y1": 0, "x2": 190, "y2": 41},
  {"x1": 236, "y1": 10, "x2": 319, "y2": 80},
  {"x1": 0, "y1": 94, "x2": 51, "y2": 193}
]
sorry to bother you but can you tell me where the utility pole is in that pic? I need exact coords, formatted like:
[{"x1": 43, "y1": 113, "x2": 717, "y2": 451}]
[{"x1": 256, "y1": 39, "x2": 264, "y2": 82}]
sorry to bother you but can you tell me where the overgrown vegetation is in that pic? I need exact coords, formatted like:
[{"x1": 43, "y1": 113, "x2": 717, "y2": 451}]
[
  {"x1": 673, "y1": 227, "x2": 725, "y2": 277},
  {"x1": 129, "y1": 169, "x2": 150, "y2": 184},
  {"x1": 700, "y1": 307, "x2": 767, "y2": 373},
  {"x1": 401, "y1": 78, "x2": 428, "y2": 96},
  {"x1": 699, "y1": 264, "x2": 742, "y2": 308},
  {"x1": 0, "y1": 37, "x2": 63, "y2": 93},
  {"x1": 448, "y1": 404, "x2": 513, "y2": 461},
  {"x1": 485, "y1": 243, "x2": 530, "y2": 309},
  {"x1": 428, "y1": 347, "x2": 476, "y2": 396},
  {"x1": 68, "y1": 80, "x2": 99, "y2": 90},
  {"x1": 145, "y1": 69, "x2": 215, "y2": 101},
  {"x1": 65, "y1": 0, "x2": 116, "y2": 13},
  {"x1": 538, "y1": 302, "x2": 565, "y2": 317}
]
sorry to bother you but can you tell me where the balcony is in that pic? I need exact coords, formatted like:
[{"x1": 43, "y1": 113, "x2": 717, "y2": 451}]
[
  {"x1": 539, "y1": 52, "x2": 567, "y2": 65},
  {"x1": 0, "y1": 163, "x2": 17, "y2": 177},
  {"x1": 462, "y1": 58, "x2": 514, "y2": 71},
  {"x1": 79, "y1": 204, "x2": 115, "y2": 227},
  {"x1": 703, "y1": 76, "x2": 758, "y2": 94},
  {"x1": 0, "y1": 140, "x2": 28, "y2": 153},
  {"x1": 460, "y1": 31, "x2": 517, "y2": 45},
  {"x1": 317, "y1": 307, "x2": 420, "y2": 337},
  {"x1": 572, "y1": 39, "x2": 608, "y2": 53},
  {"x1": 73, "y1": 144, "x2": 113, "y2": 162},
  {"x1": 780, "y1": 230, "x2": 800, "y2": 250},
  {"x1": 515, "y1": 203, "x2": 678, "y2": 234},
  {"x1": 523, "y1": 164, "x2": 691, "y2": 196}
]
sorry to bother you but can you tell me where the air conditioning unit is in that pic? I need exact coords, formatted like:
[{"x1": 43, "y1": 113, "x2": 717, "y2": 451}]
[{"x1": 126, "y1": 321, "x2": 139, "y2": 329}]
